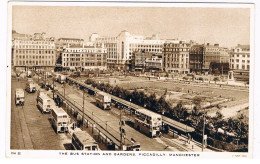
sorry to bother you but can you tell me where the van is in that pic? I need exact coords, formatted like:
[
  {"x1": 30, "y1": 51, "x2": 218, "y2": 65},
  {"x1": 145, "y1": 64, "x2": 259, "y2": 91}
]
[{"x1": 26, "y1": 81, "x2": 36, "y2": 93}]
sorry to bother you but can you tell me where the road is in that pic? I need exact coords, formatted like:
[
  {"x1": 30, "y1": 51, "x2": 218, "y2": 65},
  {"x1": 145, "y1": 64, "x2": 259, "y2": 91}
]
[
  {"x1": 10, "y1": 77, "x2": 71, "y2": 150},
  {"x1": 54, "y1": 81, "x2": 185, "y2": 151}
]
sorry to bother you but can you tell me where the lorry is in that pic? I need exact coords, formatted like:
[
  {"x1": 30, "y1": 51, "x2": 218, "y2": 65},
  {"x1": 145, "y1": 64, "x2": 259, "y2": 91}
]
[
  {"x1": 95, "y1": 91, "x2": 111, "y2": 110},
  {"x1": 25, "y1": 81, "x2": 36, "y2": 93},
  {"x1": 58, "y1": 74, "x2": 66, "y2": 84},
  {"x1": 15, "y1": 88, "x2": 25, "y2": 106}
]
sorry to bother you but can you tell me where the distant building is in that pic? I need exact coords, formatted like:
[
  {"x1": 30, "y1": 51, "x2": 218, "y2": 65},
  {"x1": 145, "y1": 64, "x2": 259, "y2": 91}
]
[
  {"x1": 12, "y1": 32, "x2": 56, "y2": 71},
  {"x1": 189, "y1": 44, "x2": 204, "y2": 73},
  {"x1": 229, "y1": 44, "x2": 250, "y2": 82},
  {"x1": 203, "y1": 43, "x2": 230, "y2": 74},
  {"x1": 61, "y1": 43, "x2": 107, "y2": 71},
  {"x1": 162, "y1": 41, "x2": 191, "y2": 74},
  {"x1": 90, "y1": 31, "x2": 165, "y2": 70},
  {"x1": 12, "y1": 30, "x2": 32, "y2": 41},
  {"x1": 145, "y1": 54, "x2": 163, "y2": 71},
  {"x1": 55, "y1": 38, "x2": 84, "y2": 67},
  {"x1": 56, "y1": 38, "x2": 84, "y2": 51},
  {"x1": 131, "y1": 50, "x2": 162, "y2": 72}
]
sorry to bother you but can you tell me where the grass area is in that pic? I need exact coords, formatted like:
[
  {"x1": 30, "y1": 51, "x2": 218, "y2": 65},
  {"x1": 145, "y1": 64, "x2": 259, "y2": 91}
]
[{"x1": 82, "y1": 75, "x2": 249, "y2": 119}]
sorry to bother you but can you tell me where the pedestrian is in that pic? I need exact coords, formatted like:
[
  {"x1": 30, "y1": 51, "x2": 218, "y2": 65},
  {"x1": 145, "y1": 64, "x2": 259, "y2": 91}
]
[{"x1": 188, "y1": 133, "x2": 191, "y2": 144}]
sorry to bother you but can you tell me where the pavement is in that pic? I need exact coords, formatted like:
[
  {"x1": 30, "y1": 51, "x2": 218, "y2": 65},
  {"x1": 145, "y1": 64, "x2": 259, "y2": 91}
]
[{"x1": 11, "y1": 77, "x2": 71, "y2": 150}]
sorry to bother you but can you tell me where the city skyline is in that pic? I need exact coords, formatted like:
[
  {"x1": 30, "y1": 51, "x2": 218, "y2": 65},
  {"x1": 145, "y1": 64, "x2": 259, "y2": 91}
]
[{"x1": 12, "y1": 6, "x2": 250, "y2": 48}]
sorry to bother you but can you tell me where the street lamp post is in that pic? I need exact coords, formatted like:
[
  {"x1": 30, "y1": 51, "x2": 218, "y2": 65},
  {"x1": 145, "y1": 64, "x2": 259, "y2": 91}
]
[
  {"x1": 63, "y1": 83, "x2": 65, "y2": 98},
  {"x1": 120, "y1": 106, "x2": 123, "y2": 150},
  {"x1": 53, "y1": 77, "x2": 55, "y2": 99},
  {"x1": 82, "y1": 90, "x2": 85, "y2": 131},
  {"x1": 202, "y1": 109, "x2": 206, "y2": 152}
]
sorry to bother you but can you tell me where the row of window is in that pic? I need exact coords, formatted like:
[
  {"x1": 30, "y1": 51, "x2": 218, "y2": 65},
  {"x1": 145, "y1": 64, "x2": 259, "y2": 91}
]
[
  {"x1": 63, "y1": 62, "x2": 104, "y2": 67},
  {"x1": 130, "y1": 44, "x2": 163, "y2": 48},
  {"x1": 164, "y1": 54, "x2": 188, "y2": 58},
  {"x1": 15, "y1": 60, "x2": 54, "y2": 66},
  {"x1": 230, "y1": 64, "x2": 250, "y2": 70},
  {"x1": 164, "y1": 43, "x2": 190, "y2": 48},
  {"x1": 230, "y1": 59, "x2": 250, "y2": 63},
  {"x1": 15, "y1": 50, "x2": 55, "y2": 54},
  {"x1": 63, "y1": 53, "x2": 103, "y2": 57},
  {"x1": 15, "y1": 40, "x2": 54, "y2": 45},
  {"x1": 65, "y1": 49, "x2": 105, "y2": 53},
  {"x1": 14, "y1": 45, "x2": 55, "y2": 49},
  {"x1": 230, "y1": 54, "x2": 250, "y2": 58},
  {"x1": 164, "y1": 48, "x2": 190, "y2": 52},
  {"x1": 16, "y1": 55, "x2": 54, "y2": 59},
  {"x1": 164, "y1": 64, "x2": 189, "y2": 69}
]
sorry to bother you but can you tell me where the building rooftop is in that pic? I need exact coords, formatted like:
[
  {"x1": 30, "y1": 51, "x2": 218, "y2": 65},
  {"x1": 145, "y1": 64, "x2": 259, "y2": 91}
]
[
  {"x1": 58, "y1": 38, "x2": 84, "y2": 41},
  {"x1": 236, "y1": 44, "x2": 250, "y2": 49},
  {"x1": 52, "y1": 107, "x2": 67, "y2": 116}
]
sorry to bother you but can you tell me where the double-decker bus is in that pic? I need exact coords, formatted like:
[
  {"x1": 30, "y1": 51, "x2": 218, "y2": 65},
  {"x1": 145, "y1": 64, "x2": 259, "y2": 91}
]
[
  {"x1": 96, "y1": 91, "x2": 111, "y2": 110},
  {"x1": 15, "y1": 88, "x2": 24, "y2": 106},
  {"x1": 36, "y1": 91, "x2": 52, "y2": 113},
  {"x1": 51, "y1": 107, "x2": 70, "y2": 133},
  {"x1": 134, "y1": 108, "x2": 162, "y2": 138},
  {"x1": 72, "y1": 131, "x2": 100, "y2": 151}
]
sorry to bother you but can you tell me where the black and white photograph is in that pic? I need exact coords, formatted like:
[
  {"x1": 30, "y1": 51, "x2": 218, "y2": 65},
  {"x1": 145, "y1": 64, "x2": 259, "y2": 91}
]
[{"x1": 4, "y1": 1, "x2": 256, "y2": 158}]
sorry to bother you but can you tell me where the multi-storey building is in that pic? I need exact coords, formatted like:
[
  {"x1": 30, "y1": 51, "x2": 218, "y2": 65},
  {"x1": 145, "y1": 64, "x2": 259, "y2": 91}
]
[
  {"x1": 145, "y1": 54, "x2": 163, "y2": 71},
  {"x1": 61, "y1": 43, "x2": 107, "y2": 71},
  {"x1": 12, "y1": 33, "x2": 56, "y2": 71},
  {"x1": 131, "y1": 50, "x2": 162, "y2": 72},
  {"x1": 90, "y1": 31, "x2": 165, "y2": 70},
  {"x1": 203, "y1": 43, "x2": 230, "y2": 74},
  {"x1": 162, "y1": 41, "x2": 191, "y2": 74},
  {"x1": 56, "y1": 38, "x2": 84, "y2": 51},
  {"x1": 229, "y1": 44, "x2": 250, "y2": 81},
  {"x1": 229, "y1": 44, "x2": 250, "y2": 70},
  {"x1": 189, "y1": 45, "x2": 204, "y2": 73},
  {"x1": 55, "y1": 38, "x2": 84, "y2": 66}
]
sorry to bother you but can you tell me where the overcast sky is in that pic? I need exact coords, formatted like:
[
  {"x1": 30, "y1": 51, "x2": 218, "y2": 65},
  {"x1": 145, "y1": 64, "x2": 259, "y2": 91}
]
[{"x1": 12, "y1": 6, "x2": 250, "y2": 47}]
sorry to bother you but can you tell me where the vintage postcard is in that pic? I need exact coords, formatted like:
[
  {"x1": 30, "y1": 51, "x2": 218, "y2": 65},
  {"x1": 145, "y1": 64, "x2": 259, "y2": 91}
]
[{"x1": 5, "y1": 1, "x2": 255, "y2": 158}]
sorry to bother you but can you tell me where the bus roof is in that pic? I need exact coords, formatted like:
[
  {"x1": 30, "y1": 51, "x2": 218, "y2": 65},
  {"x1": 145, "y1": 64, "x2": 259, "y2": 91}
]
[
  {"x1": 52, "y1": 107, "x2": 67, "y2": 116},
  {"x1": 73, "y1": 131, "x2": 97, "y2": 146},
  {"x1": 16, "y1": 88, "x2": 24, "y2": 93},
  {"x1": 96, "y1": 91, "x2": 109, "y2": 96},
  {"x1": 39, "y1": 93, "x2": 51, "y2": 99},
  {"x1": 136, "y1": 108, "x2": 161, "y2": 119}
]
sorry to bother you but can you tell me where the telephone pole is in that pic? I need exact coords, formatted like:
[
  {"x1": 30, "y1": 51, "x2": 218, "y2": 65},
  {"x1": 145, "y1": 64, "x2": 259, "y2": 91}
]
[
  {"x1": 63, "y1": 83, "x2": 65, "y2": 98},
  {"x1": 202, "y1": 109, "x2": 206, "y2": 152},
  {"x1": 120, "y1": 106, "x2": 123, "y2": 150},
  {"x1": 52, "y1": 76, "x2": 55, "y2": 99},
  {"x1": 82, "y1": 90, "x2": 85, "y2": 131}
]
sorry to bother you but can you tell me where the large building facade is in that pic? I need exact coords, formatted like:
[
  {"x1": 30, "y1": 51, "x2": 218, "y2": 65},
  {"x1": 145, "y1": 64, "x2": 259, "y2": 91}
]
[
  {"x1": 229, "y1": 44, "x2": 250, "y2": 71},
  {"x1": 203, "y1": 43, "x2": 230, "y2": 74},
  {"x1": 189, "y1": 45, "x2": 204, "y2": 73},
  {"x1": 61, "y1": 43, "x2": 107, "y2": 71},
  {"x1": 90, "y1": 31, "x2": 165, "y2": 70},
  {"x1": 229, "y1": 44, "x2": 250, "y2": 82},
  {"x1": 162, "y1": 41, "x2": 191, "y2": 74},
  {"x1": 131, "y1": 50, "x2": 162, "y2": 72},
  {"x1": 12, "y1": 33, "x2": 56, "y2": 71}
]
